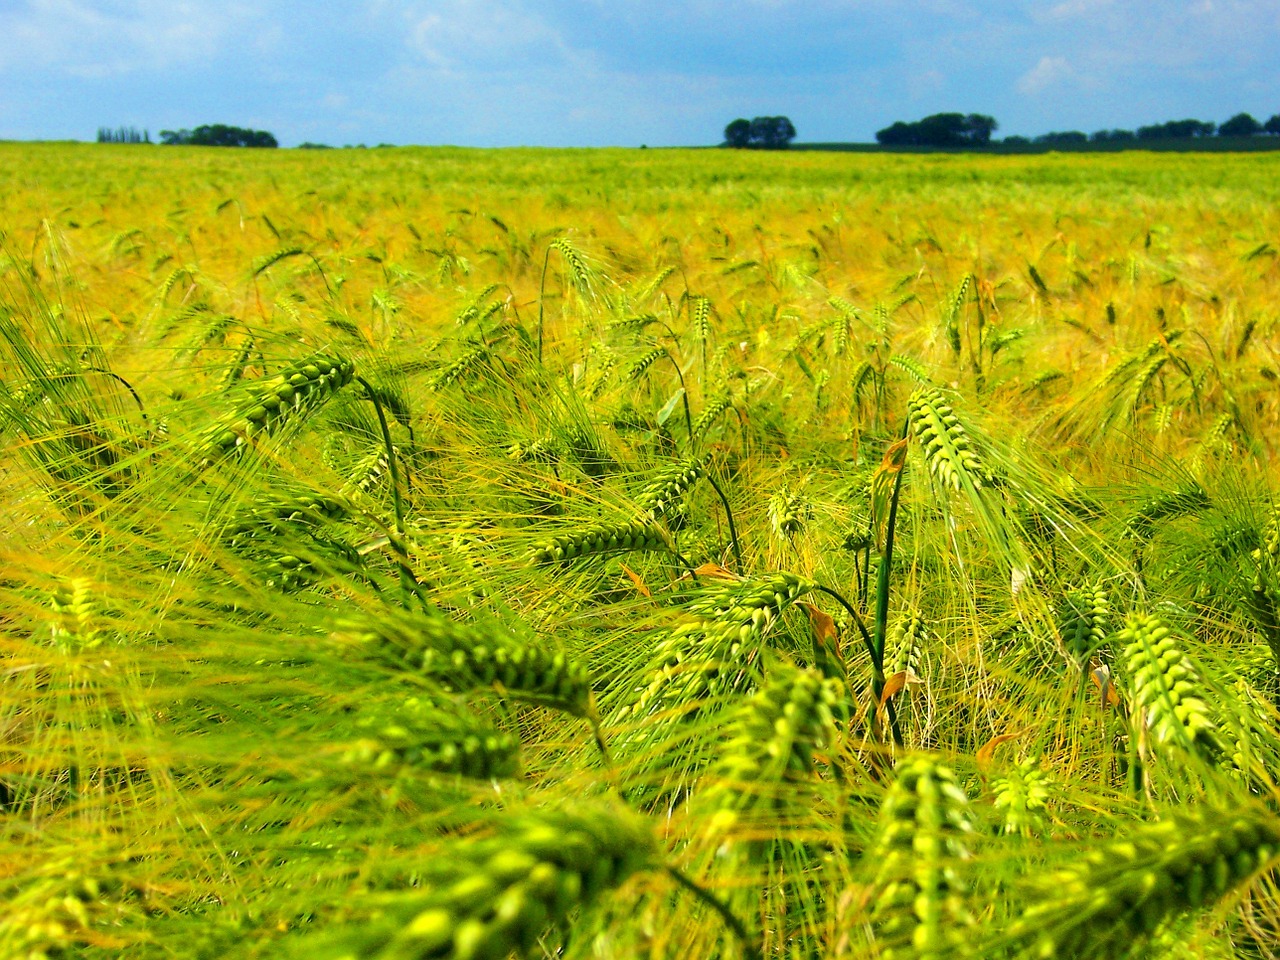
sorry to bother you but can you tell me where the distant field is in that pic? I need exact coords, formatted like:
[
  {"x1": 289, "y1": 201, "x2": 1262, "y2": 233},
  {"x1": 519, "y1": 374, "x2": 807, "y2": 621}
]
[{"x1": 3, "y1": 143, "x2": 1280, "y2": 959}]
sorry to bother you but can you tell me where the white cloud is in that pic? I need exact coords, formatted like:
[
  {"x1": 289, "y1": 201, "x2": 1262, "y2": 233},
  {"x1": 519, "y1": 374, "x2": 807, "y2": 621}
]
[
  {"x1": 397, "y1": 0, "x2": 573, "y2": 73},
  {"x1": 1017, "y1": 55, "x2": 1073, "y2": 94},
  {"x1": 1045, "y1": 0, "x2": 1115, "y2": 19},
  {"x1": 0, "y1": 0, "x2": 261, "y2": 75}
]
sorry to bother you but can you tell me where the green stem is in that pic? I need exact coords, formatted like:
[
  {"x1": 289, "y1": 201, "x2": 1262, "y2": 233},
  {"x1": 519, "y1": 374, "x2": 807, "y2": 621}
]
[
  {"x1": 82, "y1": 366, "x2": 148, "y2": 421},
  {"x1": 665, "y1": 866, "x2": 762, "y2": 960},
  {"x1": 704, "y1": 468, "x2": 743, "y2": 570},
  {"x1": 661, "y1": 350, "x2": 696, "y2": 440},
  {"x1": 814, "y1": 583, "x2": 903, "y2": 746},
  {"x1": 537, "y1": 245, "x2": 553, "y2": 364},
  {"x1": 812, "y1": 584, "x2": 874, "y2": 664},
  {"x1": 356, "y1": 375, "x2": 416, "y2": 608},
  {"x1": 870, "y1": 418, "x2": 909, "y2": 738}
]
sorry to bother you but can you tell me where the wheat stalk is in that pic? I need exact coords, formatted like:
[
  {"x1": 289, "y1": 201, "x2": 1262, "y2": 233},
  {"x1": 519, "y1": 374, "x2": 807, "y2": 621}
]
[
  {"x1": 703, "y1": 662, "x2": 846, "y2": 831},
  {"x1": 342, "y1": 697, "x2": 520, "y2": 780},
  {"x1": 428, "y1": 345, "x2": 490, "y2": 391},
  {"x1": 637, "y1": 455, "x2": 707, "y2": 519},
  {"x1": 991, "y1": 758, "x2": 1053, "y2": 838},
  {"x1": 1058, "y1": 583, "x2": 1110, "y2": 665},
  {"x1": 690, "y1": 394, "x2": 734, "y2": 443},
  {"x1": 530, "y1": 519, "x2": 667, "y2": 564},
  {"x1": 767, "y1": 483, "x2": 811, "y2": 541}
]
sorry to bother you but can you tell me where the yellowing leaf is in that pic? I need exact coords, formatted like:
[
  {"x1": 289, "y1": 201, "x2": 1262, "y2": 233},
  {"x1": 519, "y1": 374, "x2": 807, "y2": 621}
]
[
  {"x1": 619, "y1": 563, "x2": 651, "y2": 598},
  {"x1": 679, "y1": 562, "x2": 743, "y2": 583},
  {"x1": 977, "y1": 731, "x2": 1023, "y2": 771},
  {"x1": 1091, "y1": 665, "x2": 1121, "y2": 708},
  {"x1": 870, "y1": 437, "x2": 909, "y2": 550},
  {"x1": 799, "y1": 601, "x2": 837, "y2": 646},
  {"x1": 878, "y1": 670, "x2": 922, "y2": 709}
]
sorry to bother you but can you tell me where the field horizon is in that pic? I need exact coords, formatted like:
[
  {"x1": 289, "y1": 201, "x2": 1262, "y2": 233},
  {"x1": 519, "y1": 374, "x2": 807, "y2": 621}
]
[{"x1": 3, "y1": 142, "x2": 1280, "y2": 958}]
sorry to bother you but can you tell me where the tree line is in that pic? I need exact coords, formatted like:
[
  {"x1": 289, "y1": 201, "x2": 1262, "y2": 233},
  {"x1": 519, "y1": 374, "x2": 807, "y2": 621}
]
[
  {"x1": 1008, "y1": 114, "x2": 1280, "y2": 146},
  {"x1": 158, "y1": 125, "x2": 278, "y2": 148},
  {"x1": 879, "y1": 112, "x2": 1280, "y2": 148},
  {"x1": 875, "y1": 113, "x2": 998, "y2": 147},
  {"x1": 94, "y1": 124, "x2": 279, "y2": 147},
  {"x1": 97, "y1": 126, "x2": 150, "y2": 144}
]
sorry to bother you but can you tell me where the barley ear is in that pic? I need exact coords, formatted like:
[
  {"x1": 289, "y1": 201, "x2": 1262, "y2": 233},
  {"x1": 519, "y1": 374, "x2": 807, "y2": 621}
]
[
  {"x1": 337, "y1": 608, "x2": 594, "y2": 719},
  {"x1": 1120, "y1": 612, "x2": 1221, "y2": 764},
  {"x1": 702, "y1": 662, "x2": 847, "y2": 834},
  {"x1": 1002, "y1": 806, "x2": 1280, "y2": 959},
  {"x1": 198, "y1": 351, "x2": 355, "y2": 467},
  {"x1": 867, "y1": 756, "x2": 976, "y2": 960},
  {"x1": 906, "y1": 388, "x2": 992, "y2": 493},
  {"x1": 325, "y1": 806, "x2": 656, "y2": 959}
]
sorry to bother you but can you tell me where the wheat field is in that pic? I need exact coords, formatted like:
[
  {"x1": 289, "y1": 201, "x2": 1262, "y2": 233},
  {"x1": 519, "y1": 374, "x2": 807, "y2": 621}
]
[{"x1": 2, "y1": 141, "x2": 1280, "y2": 958}]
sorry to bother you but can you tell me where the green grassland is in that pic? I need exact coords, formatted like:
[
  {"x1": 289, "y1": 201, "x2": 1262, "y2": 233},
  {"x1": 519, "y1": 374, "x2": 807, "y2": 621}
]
[{"x1": 3, "y1": 142, "x2": 1280, "y2": 958}]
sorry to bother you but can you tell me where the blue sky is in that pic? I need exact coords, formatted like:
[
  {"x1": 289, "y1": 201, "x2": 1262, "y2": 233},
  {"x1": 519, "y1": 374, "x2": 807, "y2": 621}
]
[{"x1": 1, "y1": 0, "x2": 1277, "y2": 146}]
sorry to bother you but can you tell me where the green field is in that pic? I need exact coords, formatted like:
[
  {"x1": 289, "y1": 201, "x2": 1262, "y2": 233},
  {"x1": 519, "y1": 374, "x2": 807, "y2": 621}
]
[{"x1": 3, "y1": 142, "x2": 1280, "y2": 958}]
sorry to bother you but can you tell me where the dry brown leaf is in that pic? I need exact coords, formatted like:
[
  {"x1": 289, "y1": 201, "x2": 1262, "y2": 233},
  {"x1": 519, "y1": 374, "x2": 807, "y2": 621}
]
[
  {"x1": 619, "y1": 563, "x2": 651, "y2": 598},
  {"x1": 799, "y1": 601, "x2": 837, "y2": 645},
  {"x1": 871, "y1": 436, "x2": 910, "y2": 549},
  {"x1": 976, "y1": 731, "x2": 1023, "y2": 771},
  {"x1": 1091, "y1": 665, "x2": 1121, "y2": 708},
  {"x1": 679, "y1": 562, "x2": 743, "y2": 583},
  {"x1": 878, "y1": 670, "x2": 922, "y2": 707}
]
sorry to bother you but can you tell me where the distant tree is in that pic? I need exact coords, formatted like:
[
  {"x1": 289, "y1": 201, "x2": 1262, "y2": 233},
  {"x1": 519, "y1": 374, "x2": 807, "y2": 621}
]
[
  {"x1": 159, "y1": 124, "x2": 278, "y2": 148},
  {"x1": 875, "y1": 121, "x2": 920, "y2": 146},
  {"x1": 1218, "y1": 112, "x2": 1262, "y2": 137},
  {"x1": 875, "y1": 112, "x2": 997, "y2": 148},
  {"x1": 964, "y1": 113, "x2": 998, "y2": 144},
  {"x1": 1001, "y1": 135, "x2": 1031, "y2": 146},
  {"x1": 1091, "y1": 129, "x2": 1135, "y2": 143},
  {"x1": 1137, "y1": 119, "x2": 1216, "y2": 140},
  {"x1": 1267, "y1": 114, "x2": 1280, "y2": 135},
  {"x1": 1035, "y1": 130, "x2": 1088, "y2": 145},
  {"x1": 297, "y1": 142, "x2": 333, "y2": 150},
  {"x1": 748, "y1": 116, "x2": 797, "y2": 149},
  {"x1": 724, "y1": 118, "x2": 751, "y2": 148},
  {"x1": 97, "y1": 126, "x2": 149, "y2": 144},
  {"x1": 916, "y1": 113, "x2": 970, "y2": 146},
  {"x1": 772, "y1": 116, "x2": 798, "y2": 147}
]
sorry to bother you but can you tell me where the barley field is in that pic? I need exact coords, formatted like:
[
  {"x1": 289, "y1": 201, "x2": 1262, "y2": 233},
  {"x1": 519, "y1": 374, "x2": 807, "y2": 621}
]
[{"x1": 3, "y1": 141, "x2": 1280, "y2": 958}]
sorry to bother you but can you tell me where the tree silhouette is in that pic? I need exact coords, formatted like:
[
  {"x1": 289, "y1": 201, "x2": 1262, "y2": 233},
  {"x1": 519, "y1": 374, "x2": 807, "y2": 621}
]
[
  {"x1": 722, "y1": 116, "x2": 797, "y2": 149},
  {"x1": 97, "y1": 126, "x2": 150, "y2": 144},
  {"x1": 1137, "y1": 119, "x2": 1216, "y2": 140},
  {"x1": 1036, "y1": 130, "x2": 1088, "y2": 145},
  {"x1": 1091, "y1": 129, "x2": 1135, "y2": 143},
  {"x1": 159, "y1": 124, "x2": 278, "y2": 148},
  {"x1": 1218, "y1": 113, "x2": 1262, "y2": 137},
  {"x1": 724, "y1": 118, "x2": 751, "y2": 148},
  {"x1": 1267, "y1": 115, "x2": 1280, "y2": 135},
  {"x1": 963, "y1": 113, "x2": 998, "y2": 144},
  {"x1": 875, "y1": 113, "x2": 998, "y2": 147}
]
